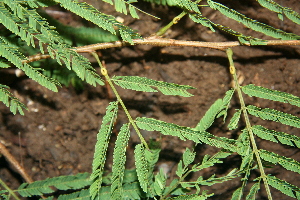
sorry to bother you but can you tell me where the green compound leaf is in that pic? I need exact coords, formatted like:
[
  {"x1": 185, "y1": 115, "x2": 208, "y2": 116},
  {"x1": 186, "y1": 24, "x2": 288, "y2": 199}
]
[
  {"x1": 242, "y1": 84, "x2": 300, "y2": 108},
  {"x1": 207, "y1": 0, "x2": 300, "y2": 40},
  {"x1": 17, "y1": 173, "x2": 90, "y2": 197},
  {"x1": 111, "y1": 123, "x2": 131, "y2": 199},
  {"x1": 217, "y1": 88, "x2": 235, "y2": 121},
  {"x1": 259, "y1": 149, "x2": 300, "y2": 174},
  {"x1": 252, "y1": 125, "x2": 300, "y2": 148},
  {"x1": 246, "y1": 182, "x2": 260, "y2": 200},
  {"x1": 0, "y1": 37, "x2": 60, "y2": 92},
  {"x1": 183, "y1": 148, "x2": 196, "y2": 167},
  {"x1": 112, "y1": 76, "x2": 195, "y2": 97},
  {"x1": 267, "y1": 175, "x2": 300, "y2": 198},
  {"x1": 153, "y1": 169, "x2": 167, "y2": 196},
  {"x1": 54, "y1": 0, "x2": 141, "y2": 44},
  {"x1": 0, "y1": 84, "x2": 27, "y2": 115},
  {"x1": 257, "y1": 0, "x2": 300, "y2": 25},
  {"x1": 135, "y1": 117, "x2": 237, "y2": 152},
  {"x1": 134, "y1": 144, "x2": 149, "y2": 193},
  {"x1": 228, "y1": 109, "x2": 242, "y2": 130},
  {"x1": 192, "y1": 150, "x2": 231, "y2": 172},
  {"x1": 246, "y1": 105, "x2": 300, "y2": 128},
  {"x1": 231, "y1": 187, "x2": 243, "y2": 200},
  {"x1": 189, "y1": 14, "x2": 267, "y2": 45},
  {"x1": 90, "y1": 101, "x2": 118, "y2": 200},
  {"x1": 57, "y1": 189, "x2": 90, "y2": 200},
  {"x1": 195, "y1": 99, "x2": 223, "y2": 131}
]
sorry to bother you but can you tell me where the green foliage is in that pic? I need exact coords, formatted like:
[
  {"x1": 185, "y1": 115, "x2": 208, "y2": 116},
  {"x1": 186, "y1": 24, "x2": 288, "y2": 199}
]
[
  {"x1": 194, "y1": 99, "x2": 223, "y2": 131},
  {"x1": 247, "y1": 105, "x2": 300, "y2": 128},
  {"x1": 111, "y1": 123, "x2": 131, "y2": 199},
  {"x1": 0, "y1": 0, "x2": 300, "y2": 200},
  {"x1": 207, "y1": 0, "x2": 300, "y2": 40},
  {"x1": 242, "y1": 84, "x2": 300, "y2": 107},
  {"x1": 0, "y1": 84, "x2": 27, "y2": 115},
  {"x1": 17, "y1": 173, "x2": 90, "y2": 197},
  {"x1": 90, "y1": 101, "x2": 118, "y2": 200},
  {"x1": 135, "y1": 117, "x2": 237, "y2": 152},
  {"x1": 112, "y1": 76, "x2": 196, "y2": 97}
]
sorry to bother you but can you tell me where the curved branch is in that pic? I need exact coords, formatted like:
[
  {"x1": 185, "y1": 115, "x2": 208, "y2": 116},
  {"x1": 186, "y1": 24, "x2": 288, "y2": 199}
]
[{"x1": 23, "y1": 36, "x2": 300, "y2": 63}]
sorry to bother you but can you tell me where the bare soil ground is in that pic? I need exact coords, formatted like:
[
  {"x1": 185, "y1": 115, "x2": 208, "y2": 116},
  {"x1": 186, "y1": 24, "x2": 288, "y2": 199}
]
[{"x1": 0, "y1": 0, "x2": 300, "y2": 199}]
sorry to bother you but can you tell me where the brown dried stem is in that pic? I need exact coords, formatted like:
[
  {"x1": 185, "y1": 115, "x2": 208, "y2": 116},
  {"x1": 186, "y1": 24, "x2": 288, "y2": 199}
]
[
  {"x1": 0, "y1": 141, "x2": 33, "y2": 183},
  {"x1": 23, "y1": 36, "x2": 300, "y2": 64}
]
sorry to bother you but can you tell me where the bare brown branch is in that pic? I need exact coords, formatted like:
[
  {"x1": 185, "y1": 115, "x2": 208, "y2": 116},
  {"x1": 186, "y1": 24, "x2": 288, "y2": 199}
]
[{"x1": 22, "y1": 36, "x2": 300, "y2": 64}]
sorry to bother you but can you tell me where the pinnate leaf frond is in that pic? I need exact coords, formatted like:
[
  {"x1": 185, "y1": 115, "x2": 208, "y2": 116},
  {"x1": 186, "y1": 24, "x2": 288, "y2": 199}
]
[
  {"x1": 90, "y1": 101, "x2": 118, "y2": 200},
  {"x1": 257, "y1": 0, "x2": 300, "y2": 25},
  {"x1": 55, "y1": 0, "x2": 141, "y2": 44},
  {"x1": 242, "y1": 84, "x2": 300, "y2": 107},
  {"x1": 247, "y1": 105, "x2": 300, "y2": 128},
  {"x1": 112, "y1": 76, "x2": 195, "y2": 97},
  {"x1": 56, "y1": 189, "x2": 89, "y2": 200},
  {"x1": 259, "y1": 149, "x2": 300, "y2": 174},
  {"x1": 134, "y1": 144, "x2": 149, "y2": 193},
  {"x1": 217, "y1": 88, "x2": 235, "y2": 121},
  {"x1": 228, "y1": 109, "x2": 241, "y2": 130},
  {"x1": 17, "y1": 173, "x2": 90, "y2": 197},
  {"x1": 189, "y1": 14, "x2": 267, "y2": 45},
  {"x1": 207, "y1": 0, "x2": 300, "y2": 40},
  {"x1": 266, "y1": 175, "x2": 300, "y2": 199},
  {"x1": 195, "y1": 99, "x2": 223, "y2": 131},
  {"x1": 0, "y1": 37, "x2": 60, "y2": 92},
  {"x1": 252, "y1": 125, "x2": 300, "y2": 148},
  {"x1": 111, "y1": 123, "x2": 130, "y2": 199},
  {"x1": 135, "y1": 117, "x2": 237, "y2": 152},
  {"x1": 0, "y1": 84, "x2": 27, "y2": 115},
  {"x1": 246, "y1": 182, "x2": 260, "y2": 200},
  {"x1": 192, "y1": 150, "x2": 231, "y2": 172}
]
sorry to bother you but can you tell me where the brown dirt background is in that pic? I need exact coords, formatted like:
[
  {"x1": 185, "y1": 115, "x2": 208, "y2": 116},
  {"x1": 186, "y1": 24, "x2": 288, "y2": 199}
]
[{"x1": 0, "y1": 0, "x2": 300, "y2": 199}]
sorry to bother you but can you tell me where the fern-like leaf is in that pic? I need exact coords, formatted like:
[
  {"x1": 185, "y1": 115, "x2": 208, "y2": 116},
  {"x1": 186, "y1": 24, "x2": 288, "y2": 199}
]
[
  {"x1": 135, "y1": 117, "x2": 237, "y2": 152},
  {"x1": 55, "y1": 0, "x2": 141, "y2": 44},
  {"x1": 17, "y1": 173, "x2": 90, "y2": 197},
  {"x1": 153, "y1": 169, "x2": 167, "y2": 196},
  {"x1": 259, "y1": 149, "x2": 300, "y2": 174},
  {"x1": 90, "y1": 101, "x2": 119, "y2": 200},
  {"x1": 57, "y1": 189, "x2": 90, "y2": 200},
  {"x1": 207, "y1": 0, "x2": 300, "y2": 40},
  {"x1": 196, "y1": 168, "x2": 241, "y2": 186},
  {"x1": 247, "y1": 105, "x2": 300, "y2": 128},
  {"x1": 217, "y1": 88, "x2": 235, "y2": 121},
  {"x1": 246, "y1": 182, "x2": 260, "y2": 200},
  {"x1": 0, "y1": 84, "x2": 27, "y2": 115},
  {"x1": 231, "y1": 187, "x2": 243, "y2": 200},
  {"x1": 267, "y1": 175, "x2": 300, "y2": 198},
  {"x1": 134, "y1": 144, "x2": 149, "y2": 193},
  {"x1": 0, "y1": 37, "x2": 60, "y2": 91},
  {"x1": 141, "y1": 0, "x2": 177, "y2": 6},
  {"x1": 195, "y1": 99, "x2": 223, "y2": 131},
  {"x1": 257, "y1": 0, "x2": 300, "y2": 25},
  {"x1": 228, "y1": 109, "x2": 242, "y2": 130},
  {"x1": 189, "y1": 14, "x2": 267, "y2": 45},
  {"x1": 111, "y1": 123, "x2": 130, "y2": 199},
  {"x1": 242, "y1": 84, "x2": 300, "y2": 107},
  {"x1": 112, "y1": 76, "x2": 195, "y2": 97},
  {"x1": 252, "y1": 125, "x2": 300, "y2": 148},
  {"x1": 192, "y1": 150, "x2": 231, "y2": 172}
]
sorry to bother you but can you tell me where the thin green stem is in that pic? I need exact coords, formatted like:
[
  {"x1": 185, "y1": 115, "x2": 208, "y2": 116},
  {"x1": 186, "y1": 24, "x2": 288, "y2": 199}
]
[
  {"x1": 91, "y1": 52, "x2": 150, "y2": 150},
  {"x1": 0, "y1": 178, "x2": 21, "y2": 200},
  {"x1": 156, "y1": 11, "x2": 187, "y2": 36},
  {"x1": 226, "y1": 49, "x2": 273, "y2": 200}
]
